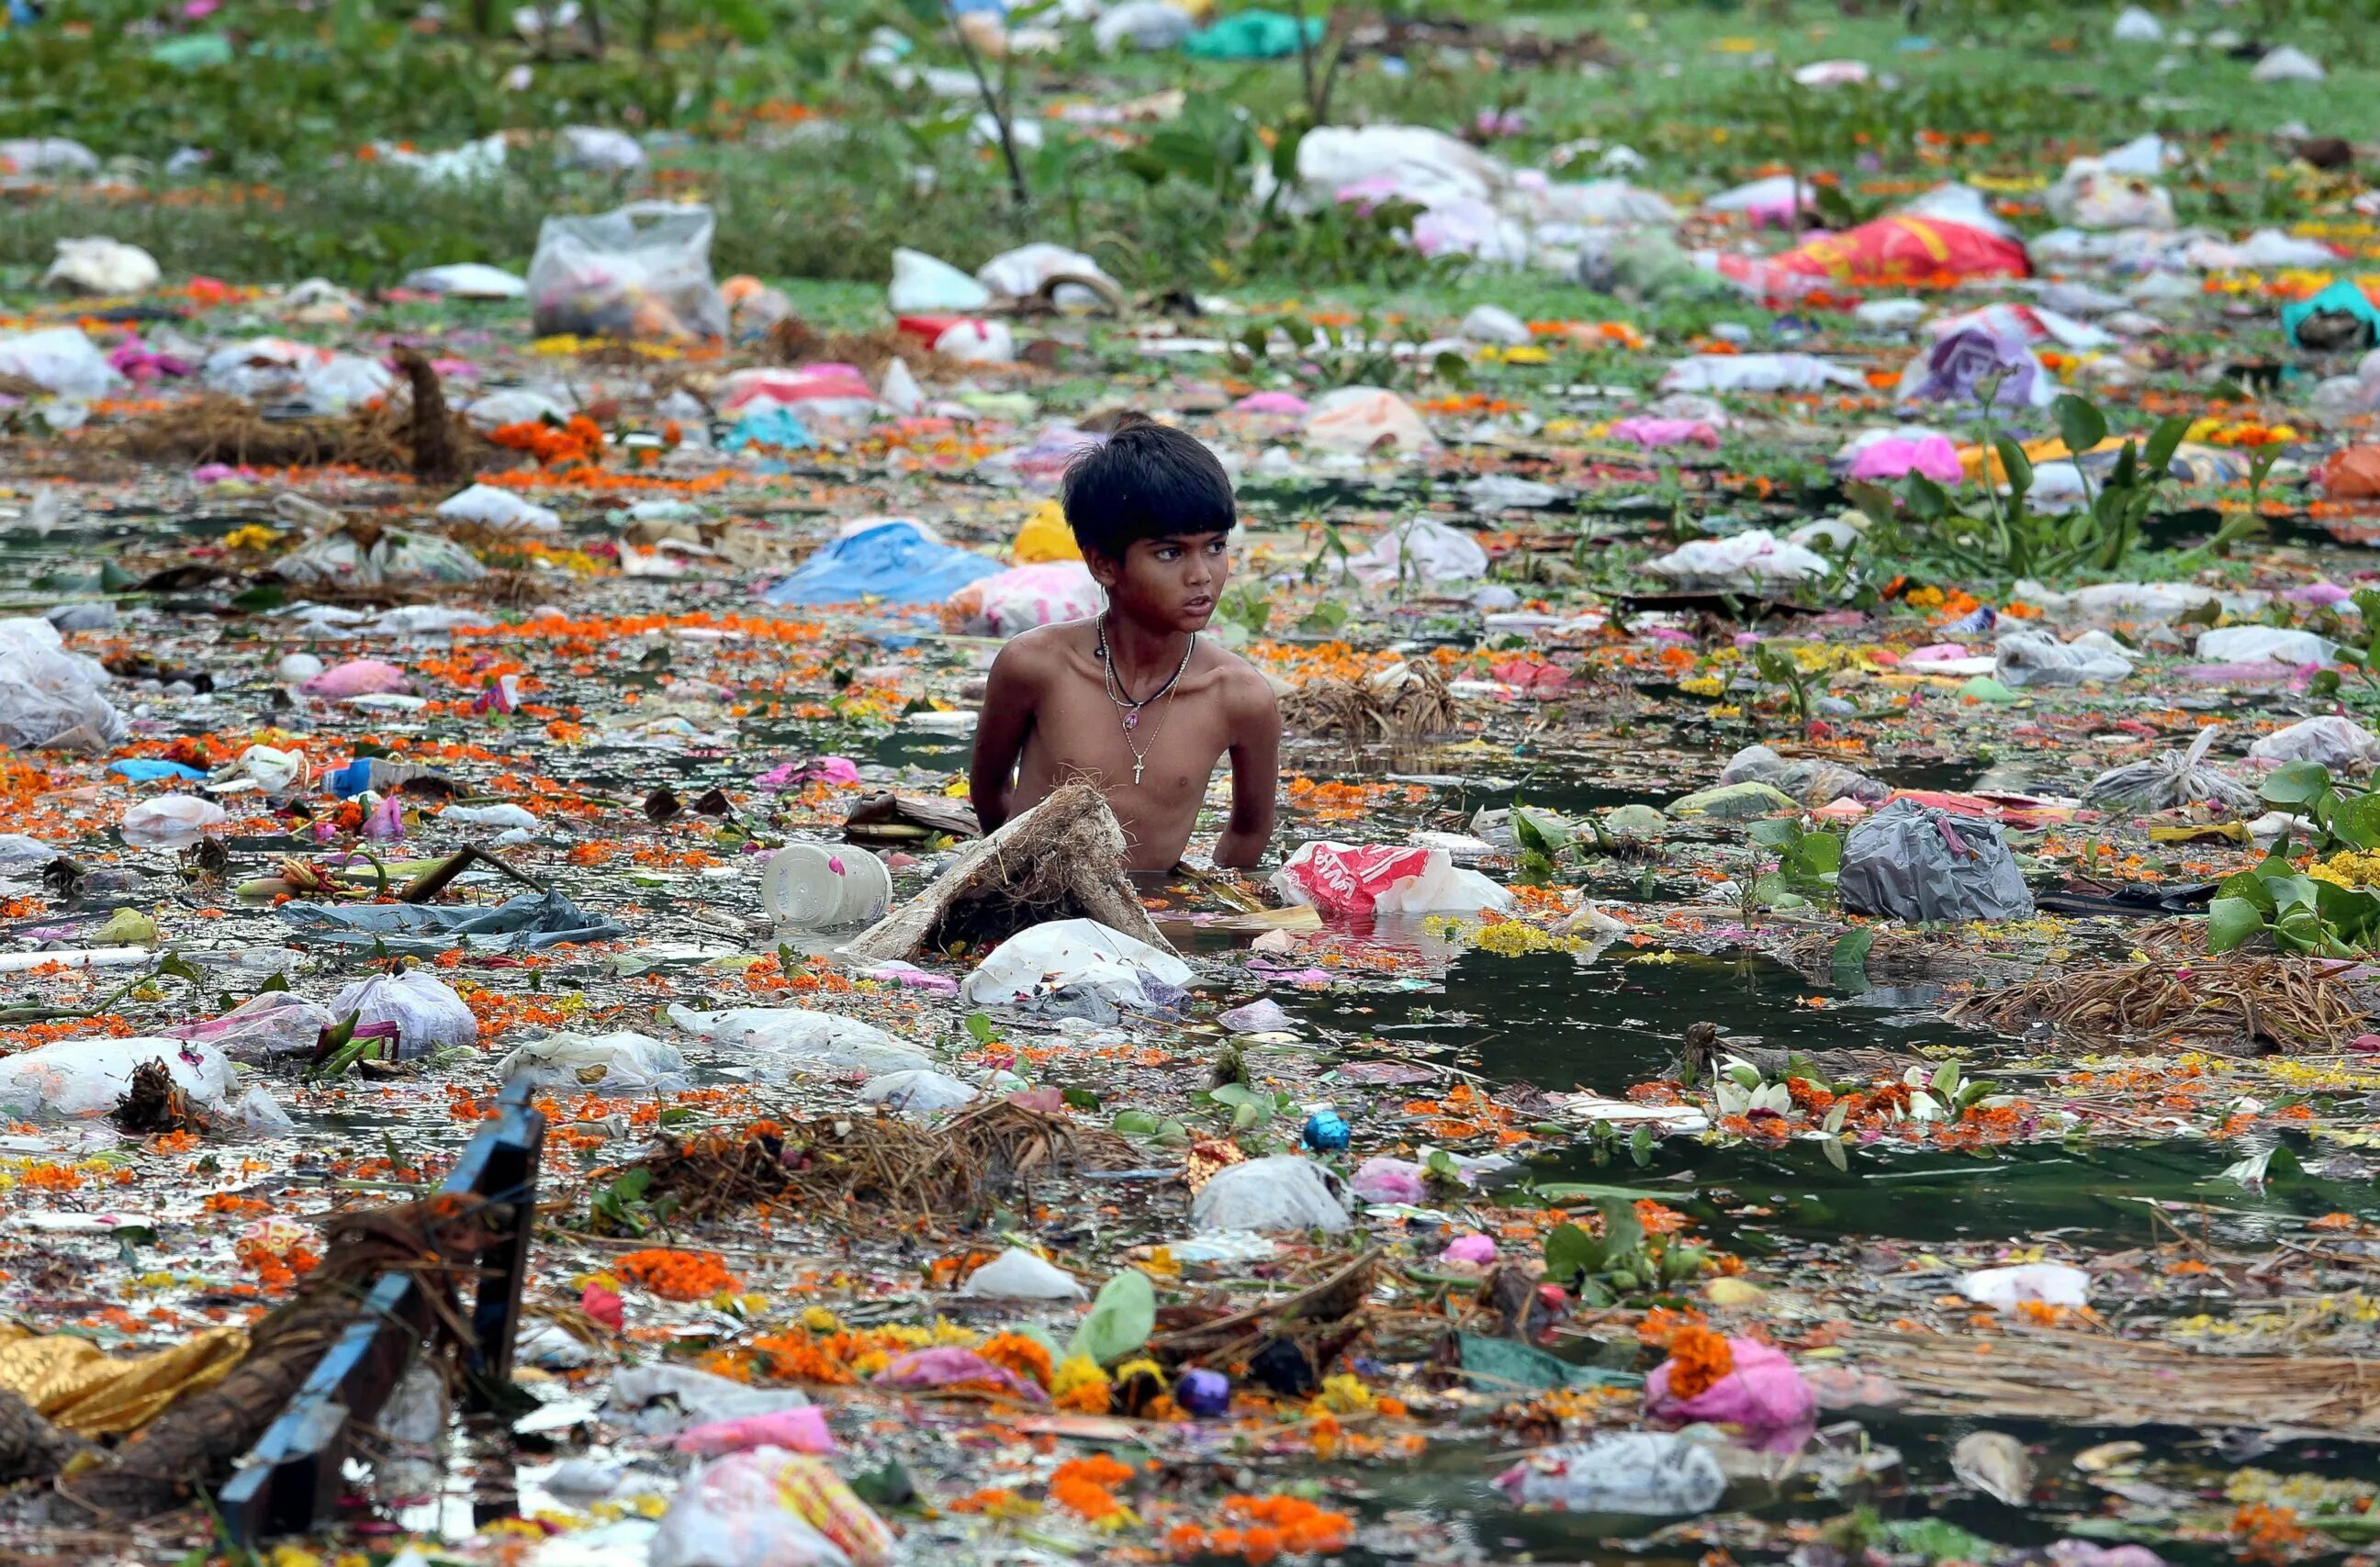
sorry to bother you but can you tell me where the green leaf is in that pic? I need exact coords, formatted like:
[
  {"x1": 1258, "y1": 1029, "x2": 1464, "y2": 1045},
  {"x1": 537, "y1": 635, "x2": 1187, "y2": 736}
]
[
  {"x1": 1066, "y1": 1268, "x2": 1156, "y2": 1365},
  {"x1": 1111, "y1": 1109, "x2": 1160, "y2": 1136},
  {"x1": 2262, "y1": 761, "x2": 2334, "y2": 808},
  {"x1": 1845, "y1": 480, "x2": 1898, "y2": 532},
  {"x1": 2051, "y1": 393, "x2": 2108, "y2": 459},
  {"x1": 2330, "y1": 792, "x2": 2380, "y2": 851},
  {"x1": 2206, "y1": 897, "x2": 2266, "y2": 953},
  {"x1": 2143, "y1": 413, "x2": 2194, "y2": 479},
  {"x1": 1993, "y1": 435, "x2": 2034, "y2": 497},
  {"x1": 965, "y1": 1012, "x2": 996, "y2": 1045},
  {"x1": 1831, "y1": 927, "x2": 1875, "y2": 991},
  {"x1": 1542, "y1": 1221, "x2": 1603, "y2": 1285},
  {"x1": 1596, "y1": 1195, "x2": 1644, "y2": 1261},
  {"x1": 1532, "y1": 1181, "x2": 1664, "y2": 1204},
  {"x1": 1061, "y1": 1087, "x2": 1101, "y2": 1111},
  {"x1": 1207, "y1": 1083, "x2": 1259, "y2": 1109},
  {"x1": 612, "y1": 1168, "x2": 652, "y2": 1202},
  {"x1": 1748, "y1": 817, "x2": 1806, "y2": 849},
  {"x1": 229, "y1": 585, "x2": 287, "y2": 613},
  {"x1": 1794, "y1": 833, "x2": 1842, "y2": 876}
]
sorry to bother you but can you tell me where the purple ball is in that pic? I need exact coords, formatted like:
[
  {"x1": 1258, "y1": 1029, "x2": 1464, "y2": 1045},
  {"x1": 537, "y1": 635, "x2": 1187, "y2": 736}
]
[{"x1": 1175, "y1": 1368, "x2": 1231, "y2": 1418}]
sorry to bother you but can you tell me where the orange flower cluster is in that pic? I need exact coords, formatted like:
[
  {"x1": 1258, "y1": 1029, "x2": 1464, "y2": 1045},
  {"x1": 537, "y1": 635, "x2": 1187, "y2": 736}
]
[
  {"x1": 977, "y1": 1331, "x2": 1054, "y2": 1389},
  {"x1": 1167, "y1": 1494, "x2": 1354, "y2": 1561},
  {"x1": 1661, "y1": 1325, "x2": 1736, "y2": 1402},
  {"x1": 2232, "y1": 1504, "x2": 2311, "y2": 1563},
  {"x1": 1049, "y1": 1454, "x2": 1134, "y2": 1523},
  {"x1": 490, "y1": 416, "x2": 605, "y2": 467},
  {"x1": 234, "y1": 1235, "x2": 320, "y2": 1293},
  {"x1": 615, "y1": 1248, "x2": 741, "y2": 1301}
]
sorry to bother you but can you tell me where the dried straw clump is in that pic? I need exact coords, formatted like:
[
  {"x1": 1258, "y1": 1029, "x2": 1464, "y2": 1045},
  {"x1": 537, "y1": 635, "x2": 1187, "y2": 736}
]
[{"x1": 1945, "y1": 955, "x2": 2368, "y2": 1055}]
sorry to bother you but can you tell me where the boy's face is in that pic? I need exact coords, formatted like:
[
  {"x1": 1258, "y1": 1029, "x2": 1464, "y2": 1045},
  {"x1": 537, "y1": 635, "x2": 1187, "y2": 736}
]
[{"x1": 1089, "y1": 531, "x2": 1231, "y2": 634}]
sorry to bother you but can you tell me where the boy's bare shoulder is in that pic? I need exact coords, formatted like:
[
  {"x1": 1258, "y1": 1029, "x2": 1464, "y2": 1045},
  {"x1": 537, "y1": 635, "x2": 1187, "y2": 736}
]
[
  {"x1": 989, "y1": 621, "x2": 1087, "y2": 679},
  {"x1": 1198, "y1": 639, "x2": 1279, "y2": 716}
]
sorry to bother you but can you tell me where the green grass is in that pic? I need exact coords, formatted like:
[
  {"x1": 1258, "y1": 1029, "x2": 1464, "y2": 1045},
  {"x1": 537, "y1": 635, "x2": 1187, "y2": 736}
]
[{"x1": 4, "y1": 0, "x2": 2378, "y2": 296}]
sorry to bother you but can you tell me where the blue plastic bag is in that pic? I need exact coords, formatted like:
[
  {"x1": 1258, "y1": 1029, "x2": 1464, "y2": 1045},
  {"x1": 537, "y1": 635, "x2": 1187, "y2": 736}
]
[{"x1": 761, "y1": 520, "x2": 1001, "y2": 608}]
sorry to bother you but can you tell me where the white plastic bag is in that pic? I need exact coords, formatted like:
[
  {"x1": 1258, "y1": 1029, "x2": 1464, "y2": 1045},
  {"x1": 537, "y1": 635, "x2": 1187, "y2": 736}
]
[
  {"x1": 0, "y1": 1035, "x2": 238, "y2": 1120},
  {"x1": 2251, "y1": 45, "x2": 2325, "y2": 84},
  {"x1": 950, "y1": 561, "x2": 1104, "y2": 637},
  {"x1": 1094, "y1": 0, "x2": 1193, "y2": 50},
  {"x1": 932, "y1": 319, "x2": 1013, "y2": 363},
  {"x1": 2249, "y1": 716, "x2": 2380, "y2": 770},
  {"x1": 121, "y1": 794, "x2": 228, "y2": 847},
  {"x1": 1993, "y1": 629, "x2": 2135, "y2": 688},
  {"x1": 1272, "y1": 842, "x2": 1514, "y2": 917},
  {"x1": 960, "y1": 919, "x2": 1193, "y2": 1012},
  {"x1": 1458, "y1": 304, "x2": 1532, "y2": 345},
  {"x1": 649, "y1": 1450, "x2": 879, "y2": 1567},
  {"x1": 1494, "y1": 1432, "x2": 1727, "y2": 1516},
  {"x1": 0, "y1": 327, "x2": 125, "y2": 399},
  {"x1": 1959, "y1": 1262, "x2": 2090, "y2": 1310},
  {"x1": 2112, "y1": 6, "x2": 2162, "y2": 41},
  {"x1": 975, "y1": 242, "x2": 1118, "y2": 306},
  {"x1": 856, "y1": 1069, "x2": 978, "y2": 1116},
  {"x1": 0, "y1": 615, "x2": 125, "y2": 751},
  {"x1": 666, "y1": 1005, "x2": 933, "y2": 1075},
  {"x1": 42, "y1": 237, "x2": 162, "y2": 296},
  {"x1": 436, "y1": 483, "x2": 561, "y2": 533},
  {"x1": 1191, "y1": 1156, "x2": 1352, "y2": 1233},
  {"x1": 1659, "y1": 353, "x2": 1863, "y2": 394},
  {"x1": 2195, "y1": 626, "x2": 2337, "y2": 666},
  {"x1": 402, "y1": 263, "x2": 528, "y2": 299},
  {"x1": 1640, "y1": 531, "x2": 1829, "y2": 592},
  {"x1": 528, "y1": 202, "x2": 726, "y2": 341},
  {"x1": 960, "y1": 1248, "x2": 1087, "y2": 1300},
  {"x1": 1288, "y1": 124, "x2": 1507, "y2": 211},
  {"x1": 886, "y1": 247, "x2": 992, "y2": 311},
  {"x1": 1347, "y1": 520, "x2": 1488, "y2": 586},
  {"x1": 330, "y1": 971, "x2": 478, "y2": 1058},
  {"x1": 499, "y1": 1030, "x2": 690, "y2": 1091}
]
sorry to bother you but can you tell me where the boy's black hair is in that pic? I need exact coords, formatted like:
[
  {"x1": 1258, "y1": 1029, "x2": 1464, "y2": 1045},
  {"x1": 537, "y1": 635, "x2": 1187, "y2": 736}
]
[{"x1": 1060, "y1": 414, "x2": 1236, "y2": 560}]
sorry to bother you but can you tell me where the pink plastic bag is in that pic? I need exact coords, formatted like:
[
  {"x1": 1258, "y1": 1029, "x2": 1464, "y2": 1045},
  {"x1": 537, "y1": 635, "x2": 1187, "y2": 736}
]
[
  {"x1": 1847, "y1": 434, "x2": 1962, "y2": 484},
  {"x1": 674, "y1": 1406, "x2": 836, "y2": 1456},
  {"x1": 1646, "y1": 1337, "x2": 1814, "y2": 1450},
  {"x1": 872, "y1": 1348, "x2": 1046, "y2": 1404},
  {"x1": 1608, "y1": 417, "x2": 1720, "y2": 450},
  {"x1": 301, "y1": 659, "x2": 409, "y2": 698}
]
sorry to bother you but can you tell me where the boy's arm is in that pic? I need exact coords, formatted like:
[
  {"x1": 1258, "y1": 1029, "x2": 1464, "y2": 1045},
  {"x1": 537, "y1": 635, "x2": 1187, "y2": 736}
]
[
  {"x1": 1212, "y1": 673, "x2": 1280, "y2": 869},
  {"x1": 969, "y1": 646, "x2": 1036, "y2": 834}
]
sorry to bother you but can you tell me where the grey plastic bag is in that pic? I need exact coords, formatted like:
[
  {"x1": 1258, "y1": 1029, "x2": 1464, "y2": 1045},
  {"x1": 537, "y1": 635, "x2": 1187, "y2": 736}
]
[{"x1": 1838, "y1": 799, "x2": 2033, "y2": 922}]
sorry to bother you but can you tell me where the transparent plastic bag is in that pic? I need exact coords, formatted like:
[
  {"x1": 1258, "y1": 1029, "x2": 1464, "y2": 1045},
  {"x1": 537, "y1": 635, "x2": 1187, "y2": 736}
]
[
  {"x1": 0, "y1": 1036, "x2": 237, "y2": 1120},
  {"x1": 649, "y1": 1449, "x2": 892, "y2": 1567},
  {"x1": 331, "y1": 971, "x2": 477, "y2": 1058},
  {"x1": 527, "y1": 202, "x2": 726, "y2": 341},
  {"x1": 667, "y1": 1005, "x2": 931, "y2": 1076},
  {"x1": 498, "y1": 1030, "x2": 688, "y2": 1091},
  {"x1": 1191, "y1": 1156, "x2": 1352, "y2": 1233},
  {"x1": 0, "y1": 615, "x2": 125, "y2": 753}
]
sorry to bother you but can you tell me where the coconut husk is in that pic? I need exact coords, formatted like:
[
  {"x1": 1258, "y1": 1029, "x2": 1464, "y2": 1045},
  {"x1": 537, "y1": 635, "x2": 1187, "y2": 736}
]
[
  {"x1": 62, "y1": 1197, "x2": 500, "y2": 1517},
  {"x1": 1282, "y1": 658, "x2": 1464, "y2": 744},
  {"x1": 0, "y1": 1391, "x2": 90, "y2": 1485},
  {"x1": 841, "y1": 782, "x2": 1173, "y2": 962},
  {"x1": 623, "y1": 1099, "x2": 1139, "y2": 1228},
  {"x1": 113, "y1": 393, "x2": 508, "y2": 475},
  {"x1": 108, "y1": 1059, "x2": 210, "y2": 1136},
  {"x1": 1944, "y1": 954, "x2": 2369, "y2": 1055}
]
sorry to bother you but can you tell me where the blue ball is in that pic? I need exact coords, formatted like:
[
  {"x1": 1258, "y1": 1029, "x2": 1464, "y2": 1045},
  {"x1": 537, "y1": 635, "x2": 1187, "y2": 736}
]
[{"x1": 1302, "y1": 1110, "x2": 1351, "y2": 1152}]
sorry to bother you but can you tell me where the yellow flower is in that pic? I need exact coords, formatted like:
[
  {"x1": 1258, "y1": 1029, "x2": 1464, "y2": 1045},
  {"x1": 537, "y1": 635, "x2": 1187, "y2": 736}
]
[
  {"x1": 1310, "y1": 1373, "x2": 1375, "y2": 1416},
  {"x1": 802, "y1": 1305, "x2": 843, "y2": 1332}
]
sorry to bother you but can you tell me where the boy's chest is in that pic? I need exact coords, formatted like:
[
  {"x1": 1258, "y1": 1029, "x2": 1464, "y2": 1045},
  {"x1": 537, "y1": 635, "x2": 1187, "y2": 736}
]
[{"x1": 1029, "y1": 680, "x2": 1229, "y2": 789}]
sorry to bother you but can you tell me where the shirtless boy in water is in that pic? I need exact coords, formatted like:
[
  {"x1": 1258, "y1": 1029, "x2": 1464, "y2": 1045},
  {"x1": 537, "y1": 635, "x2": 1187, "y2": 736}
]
[{"x1": 969, "y1": 417, "x2": 1280, "y2": 871}]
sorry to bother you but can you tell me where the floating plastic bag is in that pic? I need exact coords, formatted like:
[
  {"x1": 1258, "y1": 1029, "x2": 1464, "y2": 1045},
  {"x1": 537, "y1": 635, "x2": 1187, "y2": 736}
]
[
  {"x1": 0, "y1": 616, "x2": 125, "y2": 752},
  {"x1": 0, "y1": 833, "x2": 56, "y2": 876},
  {"x1": 166, "y1": 991, "x2": 336, "y2": 1062},
  {"x1": 876, "y1": 1348, "x2": 1046, "y2": 1403},
  {"x1": 436, "y1": 483, "x2": 560, "y2": 533},
  {"x1": 1993, "y1": 629, "x2": 2134, "y2": 688},
  {"x1": 650, "y1": 1449, "x2": 892, "y2": 1567},
  {"x1": 856, "y1": 1069, "x2": 977, "y2": 1116},
  {"x1": 498, "y1": 1030, "x2": 690, "y2": 1091},
  {"x1": 2195, "y1": 626, "x2": 2337, "y2": 666},
  {"x1": 2250, "y1": 715, "x2": 2380, "y2": 771},
  {"x1": 42, "y1": 237, "x2": 161, "y2": 296},
  {"x1": 1640, "y1": 530, "x2": 1828, "y2": 593},
  {"x1": 946, "y1": 561, "x2": 1104, "y2": 637},
  {"x1": 1095, "y1": 0, "x2": 1193, "y2": 50},
  {"x1": 0, "y1": 1035, "x2": 237, "y2": 1120},
  {"x1": 2251, "y1": 45, "x2": 2325, "y2": 84},
  {"x1": 886, "y1": 247, "x2": 992, "y2": 312},
  {"x1": 329, "y1": 971, "x2": 477, "y2": 1058},
  {"x1": 1459, "y1": 304, "x2": 1532, "y2": 345},
  {"x1": 975, "y1": 242, "x2": 1119, "y2": 306},
  {"x1": 1657, "y1": 353, "x2": 1863, "y2": 394},
  {"x1": 610, "y1": 1363, "x2": 814, "y2": 1432},
  {"x1": 667, "y1": 1005, "x2": 933, "y2": 1075},
  {"x1": 1647, "y1": 1337, "x2": 1815, "y2": 1444},
  {"x1": 1959, "y1": 1261, "x2": 2090, "y2": 1310},
  {"x1": 1347, "y1": 519, "x2": 1488, "y2": 586},
  {"x1": 960, "y1": 1248, "x2": 1087, "y2": 1300},
  {"x1": 673, "y1": 1408, "x2": 836, "y2": 1458},
  {"x1": 276, "y1": 526, "x2": 487, "y2": 588},
  {"x1": 960, "y1": 918, "x2": 1194, "y2": 1013},
  {"x1": 1273, "y1": 842, "x2": 1514, "y2": 917},
  {"x1": 763, "y1": 520, "x2": 1001, "y2": 609},
  {"x1": 1303, "y1": 386, "x2": 1436, "y2": 453},
  {"x1": 0, "y1": 326, "x2": 125, "y2": 401},
  {"x1": 302, "y1": 658, "x2": 410, "y2": 698},
  {"x1": 1349, "y1": 1155, "x2": 1428, "y2": 1203},
  {"x1": 1839, "y1": 799, "x2": 2033, "y2": 922},
  {"x1": 1494, "y1": 1432, "x2": 1727, "y2": 1516},
  {"x1": 2084, "y1": 725, "x2": 2258, "y2": 811},
  {"x1": 1191, "y1": 1155, "x2": 1352, "y2": 1233},
  {"x1": 121, "y1": 794, "x2": 228, "y2": 848},
  {"x1": 1719, "y1": 744, "x2": 1889, "y2": 807},
  {"x1": 527, "y1": 201, "x2": 726, "y2": 341}
]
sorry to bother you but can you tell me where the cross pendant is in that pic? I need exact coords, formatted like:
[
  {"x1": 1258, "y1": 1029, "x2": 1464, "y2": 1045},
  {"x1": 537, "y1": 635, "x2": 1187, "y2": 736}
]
[{"x1": 1132, "y1": 759, "x2": 1145, "y2": 785}]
